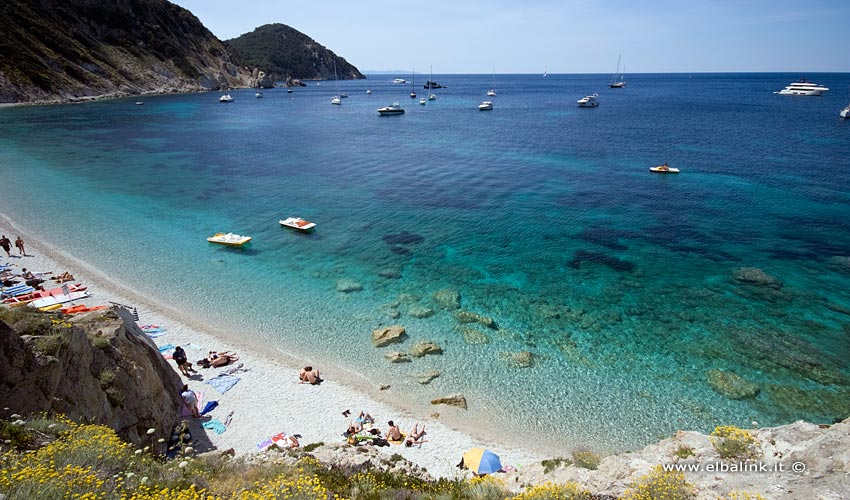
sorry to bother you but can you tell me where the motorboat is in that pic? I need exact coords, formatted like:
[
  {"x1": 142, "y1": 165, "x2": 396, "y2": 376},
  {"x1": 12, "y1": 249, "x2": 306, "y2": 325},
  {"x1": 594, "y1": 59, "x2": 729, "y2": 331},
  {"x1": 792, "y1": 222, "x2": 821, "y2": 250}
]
[
  {"x1": 577, "y1": 94, "x2": 599, "y2": 107},
  {"x1": 649, "y1": 163, "x2": 680, "y2": 173},
  {"x1": 366, "y1": 89, "x2": 372, "y2": 95},
  {"x1": 255, "y1": 91, "x2": 263, "y2": 98},
  {"x1": 207, "y1": 233, "x2": 252, "y2": 246},
  {"x1": 287, "y1": 88, "x2": 293, "y2": 93},
  {"x1": 279, "y1": 217, "x2": 317, "y2": 232},
  {"x1": 423, "y1": 80, "x2": 444, "y2": 89},
  {"x1": 135, "y1": 101, "x2": 144, "y2": 105},
  {"x1": 840, "y1": 104, "x2": 850, "y2": 119},
  {"x1": 486, "y1": 89, "x2": 496, "y2": 97},
  {"x1": 429, "y1": 93, "x2": 437, "y2": 101},
  {"x1": 331, "y1": 96, "x2": 342, "y2": 105},
  {"x1": 378, "y1": 102, "x2": 405, "y2": 115},
  {"x1": 340, "y1": 93, "x2": 348, "y2": 98},
  {"x1": 392, "y1": 78, "x2": 407, "y2": 84},
  {"x1": 775, "y1": 78, "x2": 829, "y2": 96},
  {"x1": 219, "y1": 94, "x2": 234, "y2": 103},
  {"x1": 419, "y1": 96, "x2": 427, "y2": 105},
  {"x1": 478, "y1": 101, "x2": 493, "y2": 111}
]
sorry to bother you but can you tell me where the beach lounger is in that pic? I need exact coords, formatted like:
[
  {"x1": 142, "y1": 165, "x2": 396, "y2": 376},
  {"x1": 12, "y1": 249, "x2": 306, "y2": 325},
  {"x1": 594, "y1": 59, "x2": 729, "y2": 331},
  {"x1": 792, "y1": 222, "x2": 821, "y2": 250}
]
[{"x1": 1, "y1": 285, "x2": 35, "y2": 298}]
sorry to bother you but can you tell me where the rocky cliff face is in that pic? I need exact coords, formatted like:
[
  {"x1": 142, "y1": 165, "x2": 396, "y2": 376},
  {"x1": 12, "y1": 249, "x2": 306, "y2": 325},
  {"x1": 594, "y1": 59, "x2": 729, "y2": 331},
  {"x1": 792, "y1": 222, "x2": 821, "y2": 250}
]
[
  {"x1": 0, "y1": 0, "x2": 254, "y2": 103},
  {"x1": 0, "y1": 307, "x2": 183, "y2": 448},
  {"x1": 227, "y1": 23, "x2": 365, "y2": 83}
]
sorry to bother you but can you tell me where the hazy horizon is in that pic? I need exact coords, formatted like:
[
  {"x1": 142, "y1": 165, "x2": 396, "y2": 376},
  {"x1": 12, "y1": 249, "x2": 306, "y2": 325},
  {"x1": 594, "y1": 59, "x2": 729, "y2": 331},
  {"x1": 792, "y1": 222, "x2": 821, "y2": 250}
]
[{"x1": 172, "y1": 0, "x2": 850, "y2": 74}]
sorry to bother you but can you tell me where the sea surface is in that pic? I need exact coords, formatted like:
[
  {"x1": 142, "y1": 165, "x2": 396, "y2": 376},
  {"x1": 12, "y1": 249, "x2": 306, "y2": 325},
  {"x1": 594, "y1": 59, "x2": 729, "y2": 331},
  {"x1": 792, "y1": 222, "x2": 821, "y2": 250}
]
[{"x1": 2, "y1": 73, "x2": 850, "y2": 455}]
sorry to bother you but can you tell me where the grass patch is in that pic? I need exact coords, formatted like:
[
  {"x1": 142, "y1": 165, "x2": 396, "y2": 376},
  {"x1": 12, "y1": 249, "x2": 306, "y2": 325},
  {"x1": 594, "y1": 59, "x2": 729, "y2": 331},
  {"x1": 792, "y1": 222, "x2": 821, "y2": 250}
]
[
  {"x1": 301, "y1": 442, "x2": 323, "y2": 453},
  {"x1": 541, "y1": 457, "x2": 572, "y2": 473},
  {"x1": 673, "y1": 444, "x2": 695, "y2": 460},
  {"x1": 572, "y1": 449, "x2": 601, "y2": 470}
]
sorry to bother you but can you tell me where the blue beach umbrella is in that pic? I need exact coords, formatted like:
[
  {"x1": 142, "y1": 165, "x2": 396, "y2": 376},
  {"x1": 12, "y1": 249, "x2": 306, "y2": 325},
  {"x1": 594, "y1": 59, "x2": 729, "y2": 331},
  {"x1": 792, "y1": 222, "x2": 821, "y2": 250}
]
[{"x1": 462, "y1": 448, "x2": 502, "y2": 475}]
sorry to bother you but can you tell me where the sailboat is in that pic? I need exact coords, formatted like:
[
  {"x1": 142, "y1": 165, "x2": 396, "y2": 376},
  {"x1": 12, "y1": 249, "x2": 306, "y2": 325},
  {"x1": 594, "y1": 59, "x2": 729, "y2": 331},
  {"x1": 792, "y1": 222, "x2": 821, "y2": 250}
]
[
  {"x1": 486, "y1": 69, "x2": 496, "y2": 96},
  {"x1": 410, "y1": 69, "x2": 417, "y2": 98},
  {"x1": 543, "y1": 70, "x2": 548, "y2": 78},
  {"x1": 428, "y1": 66, "x2": 437, "y2": 100},
  {"x1": 331, "y1": 61, "x2": 342, "y2": 105},
  {"x1": 609, "y1": 54, "x2": 626, "y2": 88}
]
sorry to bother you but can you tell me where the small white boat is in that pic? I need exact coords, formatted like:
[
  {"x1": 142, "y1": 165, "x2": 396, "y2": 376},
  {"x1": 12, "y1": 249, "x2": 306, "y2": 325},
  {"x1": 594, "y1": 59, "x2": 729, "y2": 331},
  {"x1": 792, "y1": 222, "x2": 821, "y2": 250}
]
[
  {"x1": 219, "y1": 94, "x2": 234, "y2": 103},
  {"x1": 392, "y1": 78, "x2": 407, "y2": 84},
  {"x1": 255, "y1": 91, "x2": 263, "y2": 98},
  {"x1": 207, "y1": 233, "x2": 252, "y2": 246},
  {"x1": 135, "y1": 101, "x2": 144, "y2": 105},
  {"x1": 331, "y1": 96, "x2": 342, "y2": 105},
  {"x1": 478, "y1": 101, "x2": 493, "y2": 111},
  {"x1": 279, "y1": 217, "x2": 317, "y2": 231},
  {"x1": 340, "y1": 93, "x2": 348, "y2": 98},
  {"x1": 378, "y1": 102, "x2": 405, "y2": 115},
  {"x1": 775, "y1": 78, "x2": 829, "y2": 96},
  {"x1": 419, "y1": 96, "x2": 427, "y2": 105},
  {"x1": 486, "y1": 89, "x2": 496, "y2": 96},
  {"x1": 577, "y1": 93, "x2": 599, "y2": 107},
  {"x1": 429, "y1": 93, "x2": 437, "y2": 101},
  {"x1": 840, "y1": 105, "x2": 850, "y2": 119},
  {"x1": 649, "y1": 163, "x2": 680, "y2": 173},
  {"x1": 366, "y1": 89, "x2": 372, "y2": 94},
  {"x1": 287, "y1": 88, "x2": 293, "y2": 93}
]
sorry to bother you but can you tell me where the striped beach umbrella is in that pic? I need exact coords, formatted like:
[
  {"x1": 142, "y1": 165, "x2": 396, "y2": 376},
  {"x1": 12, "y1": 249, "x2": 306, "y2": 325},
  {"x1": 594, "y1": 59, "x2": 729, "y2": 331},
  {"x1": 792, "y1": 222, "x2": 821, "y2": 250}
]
[{"x1": 462, "y1": 448, "x2": 502, "y2": 475}]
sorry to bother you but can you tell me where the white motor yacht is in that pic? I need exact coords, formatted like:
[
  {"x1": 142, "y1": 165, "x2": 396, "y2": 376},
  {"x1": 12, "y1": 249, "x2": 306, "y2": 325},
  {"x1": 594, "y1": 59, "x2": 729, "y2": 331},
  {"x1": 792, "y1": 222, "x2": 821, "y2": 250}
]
[
  {"x1": 378, "y1": 103, "x2": 405, "y2": 115},
  {"x1": 478, "y1": 101, "x2": 493, "y2": 111},
  {"x1": 219, "y1": 94, "x2": 234, "y2": 103},
  {"x1": 841, "y1": 105, "x2": 850, "y2": 119},
  {"x1": 392, "y1": 78, "x2": 407, "y2": 84},
  {"x1": 577, "y1": 94, "x2": 599, "y2": 107},
  {"x1": 775, "y1": 78, "x2": 829, "y2": 96},
  {"x1": 331, "y1": 96, "x2": 341, "y2": 105}
]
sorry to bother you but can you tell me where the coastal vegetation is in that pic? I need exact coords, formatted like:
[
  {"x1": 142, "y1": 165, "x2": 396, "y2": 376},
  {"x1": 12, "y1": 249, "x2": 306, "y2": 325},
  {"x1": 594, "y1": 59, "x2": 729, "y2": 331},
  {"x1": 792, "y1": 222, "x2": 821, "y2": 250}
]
[
  {"x1": 0, "y1": 414, "x2": 590, "y2": 500},
  {"x1": 0, "y1": 0, "x2": 252, "y2": 103}
]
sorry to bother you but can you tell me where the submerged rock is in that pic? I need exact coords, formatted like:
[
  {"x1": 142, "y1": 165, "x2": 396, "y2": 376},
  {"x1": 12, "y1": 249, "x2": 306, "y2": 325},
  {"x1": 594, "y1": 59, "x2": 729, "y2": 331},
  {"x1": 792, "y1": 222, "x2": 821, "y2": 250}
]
[
  {"x1": 372, "y1": 325, "x2": 406, "y2": 347},
  {"x1": 500, "y1": 351, "x2": 537, "y2": 368},
  {"x1": 336, "y1": 279, "x2": 363, "y2": 293},
  {"x1": 432, "y1": 289, "x2": 461, "y2": 310},
  {"x1": 454, "y1": 310, "x2": 497, "y2": 329},
  {"x1": 384, "y1": 351, "x2": 411, "y2": 363},
  {"x1": 407, "y1": 306, "x2": 435, "y2": 319},
  {"x1": 461, "y1": 328, "x2": 491, "y2": 345},
  {"x1": 707, "y1": 369, "x2": 760, "y2": 400},
  {"x1": 733, "y1": 267, "x2": 783, "y2": 289},
  {"x1": 410, "y1": 341, "x2": 443, "y2": 357},
  {"x1": 413, "y1": 370, "x2": 440, "y2": 384},
  {"x1": 431, "y1": 394, "x2": 467, "y2": 409},
  {"x1": 377, "y1": 267, "x2": 401, "y2": 279}
]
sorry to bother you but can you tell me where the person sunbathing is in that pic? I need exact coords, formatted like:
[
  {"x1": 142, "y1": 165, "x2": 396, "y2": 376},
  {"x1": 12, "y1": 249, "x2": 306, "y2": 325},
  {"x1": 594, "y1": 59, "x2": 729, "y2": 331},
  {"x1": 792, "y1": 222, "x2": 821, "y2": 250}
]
[
  {"x1": 299, "y1": 366, "x2": 321, "y2": 385},
  {"x1": 385, "y1": 421, "x2": 403, "y2": 442},
  {"x1": 207, "y1": 351, "x2": 238, "y2": 368},
  {"x1": 405, "y1": 423, "x2": 427, "y2": 447}
]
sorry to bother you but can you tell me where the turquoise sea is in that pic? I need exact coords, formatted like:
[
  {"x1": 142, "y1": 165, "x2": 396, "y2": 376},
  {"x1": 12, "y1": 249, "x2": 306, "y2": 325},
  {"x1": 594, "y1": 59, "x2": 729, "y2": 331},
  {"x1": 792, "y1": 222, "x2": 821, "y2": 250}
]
[{"x1": 2, "y1": 73, "x2": 849, "y2": 455}]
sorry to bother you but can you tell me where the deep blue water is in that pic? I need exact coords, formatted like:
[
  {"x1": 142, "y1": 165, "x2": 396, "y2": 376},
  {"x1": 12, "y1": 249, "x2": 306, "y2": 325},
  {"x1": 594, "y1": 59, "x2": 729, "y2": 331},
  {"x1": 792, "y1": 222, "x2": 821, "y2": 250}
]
[{"x1": 1, "y1": 73, "x2": 850, "y2": 455}]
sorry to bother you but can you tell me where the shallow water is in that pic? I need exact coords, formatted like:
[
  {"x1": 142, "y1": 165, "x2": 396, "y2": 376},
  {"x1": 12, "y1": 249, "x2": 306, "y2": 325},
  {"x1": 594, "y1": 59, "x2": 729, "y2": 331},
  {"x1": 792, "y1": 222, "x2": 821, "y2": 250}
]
[{"x1": 2, "y1": 73, "x2": 849, "y2": 455}]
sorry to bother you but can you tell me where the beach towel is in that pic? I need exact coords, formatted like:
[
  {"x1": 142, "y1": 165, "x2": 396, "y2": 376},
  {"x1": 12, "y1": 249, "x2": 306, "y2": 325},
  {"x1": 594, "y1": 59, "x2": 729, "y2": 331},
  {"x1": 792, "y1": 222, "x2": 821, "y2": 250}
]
[
  {"x1": 145, "y1": 330, "x2": 166, "y2": 338},
  {"x1": 158, "y1": 343, "x2": 175, "y2": 353},
  {"x1": 181, "y1": 391, "x2": 204, "y2": 417},
  {"x1": 200, "y1": 401, "x2": 219, "y2": 415},
  {"x1": 257, "y1": 432, "x2": 289, "y2": 451},
  {"x1": 186, "y1": 342, "x2": 205, "y2": 352},
  {"x1": 225, "y1": 363, "x2": 247, "y2": 375},
  {"x1": 205, "y1": 374, "x2": 240, "y2": 394},
  {"x1": 202, "y1": 418, "x2": 227, "y2": 435}
]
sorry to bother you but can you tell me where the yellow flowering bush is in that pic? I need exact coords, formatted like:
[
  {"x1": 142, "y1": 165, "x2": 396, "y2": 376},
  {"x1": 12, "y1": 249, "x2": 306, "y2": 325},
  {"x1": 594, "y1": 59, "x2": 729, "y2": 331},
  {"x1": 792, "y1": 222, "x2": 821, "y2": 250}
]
[
  {"x1": 718, "y1": 492, "x2": 767, "y2": 500},
  {"x1": 509, "y1": 481, "x2": 593, "y2": 500},
  {"x1": 710, "y1": 426, "x2": 761, "y2": 460},
  {"x1": 620, "y1": 466, "x2": 697, "y2": 500}
]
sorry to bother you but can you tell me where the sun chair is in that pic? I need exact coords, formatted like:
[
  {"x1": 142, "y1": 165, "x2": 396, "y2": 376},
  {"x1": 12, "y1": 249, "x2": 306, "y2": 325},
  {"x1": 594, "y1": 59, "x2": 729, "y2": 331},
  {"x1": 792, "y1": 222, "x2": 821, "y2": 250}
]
[{"x1": 1, "y1": 285, "x2": 35, "y2": 298}]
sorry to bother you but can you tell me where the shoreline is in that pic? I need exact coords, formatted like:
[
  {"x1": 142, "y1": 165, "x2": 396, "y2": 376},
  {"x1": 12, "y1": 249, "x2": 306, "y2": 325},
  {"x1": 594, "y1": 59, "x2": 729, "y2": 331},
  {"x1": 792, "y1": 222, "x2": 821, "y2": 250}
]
[{"x1": 0, "y1": 214, "x2": 546, "y2": 479}]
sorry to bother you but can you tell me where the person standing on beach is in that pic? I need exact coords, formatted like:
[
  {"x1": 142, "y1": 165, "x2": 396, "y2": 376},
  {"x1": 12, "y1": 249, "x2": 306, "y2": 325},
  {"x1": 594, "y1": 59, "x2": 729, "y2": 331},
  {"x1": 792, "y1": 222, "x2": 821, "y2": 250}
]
[
  {"x1": 0, "y1": 235, "x2": 11, "y2": 257},
  {"x1": 180, "y1": 384, "x2": 200, "y2": 418},
  {"x1": 14, "y1": 237, "x2": 25, "y2": 256}
]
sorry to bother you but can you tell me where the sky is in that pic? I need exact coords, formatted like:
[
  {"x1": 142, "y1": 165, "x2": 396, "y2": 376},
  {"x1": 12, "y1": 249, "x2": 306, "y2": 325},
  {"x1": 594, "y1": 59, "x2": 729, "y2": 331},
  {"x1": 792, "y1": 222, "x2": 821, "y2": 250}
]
[{"x1": 171, "y1": 0, "x2": 850, "y2": 74}]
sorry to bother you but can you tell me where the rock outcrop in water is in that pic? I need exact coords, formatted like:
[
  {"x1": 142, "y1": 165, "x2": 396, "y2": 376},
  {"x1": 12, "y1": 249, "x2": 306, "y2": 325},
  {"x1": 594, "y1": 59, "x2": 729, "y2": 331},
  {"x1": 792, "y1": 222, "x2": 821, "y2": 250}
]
[{"x1": 0, "y1": 0, "x2": 254, "y2": 103}]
